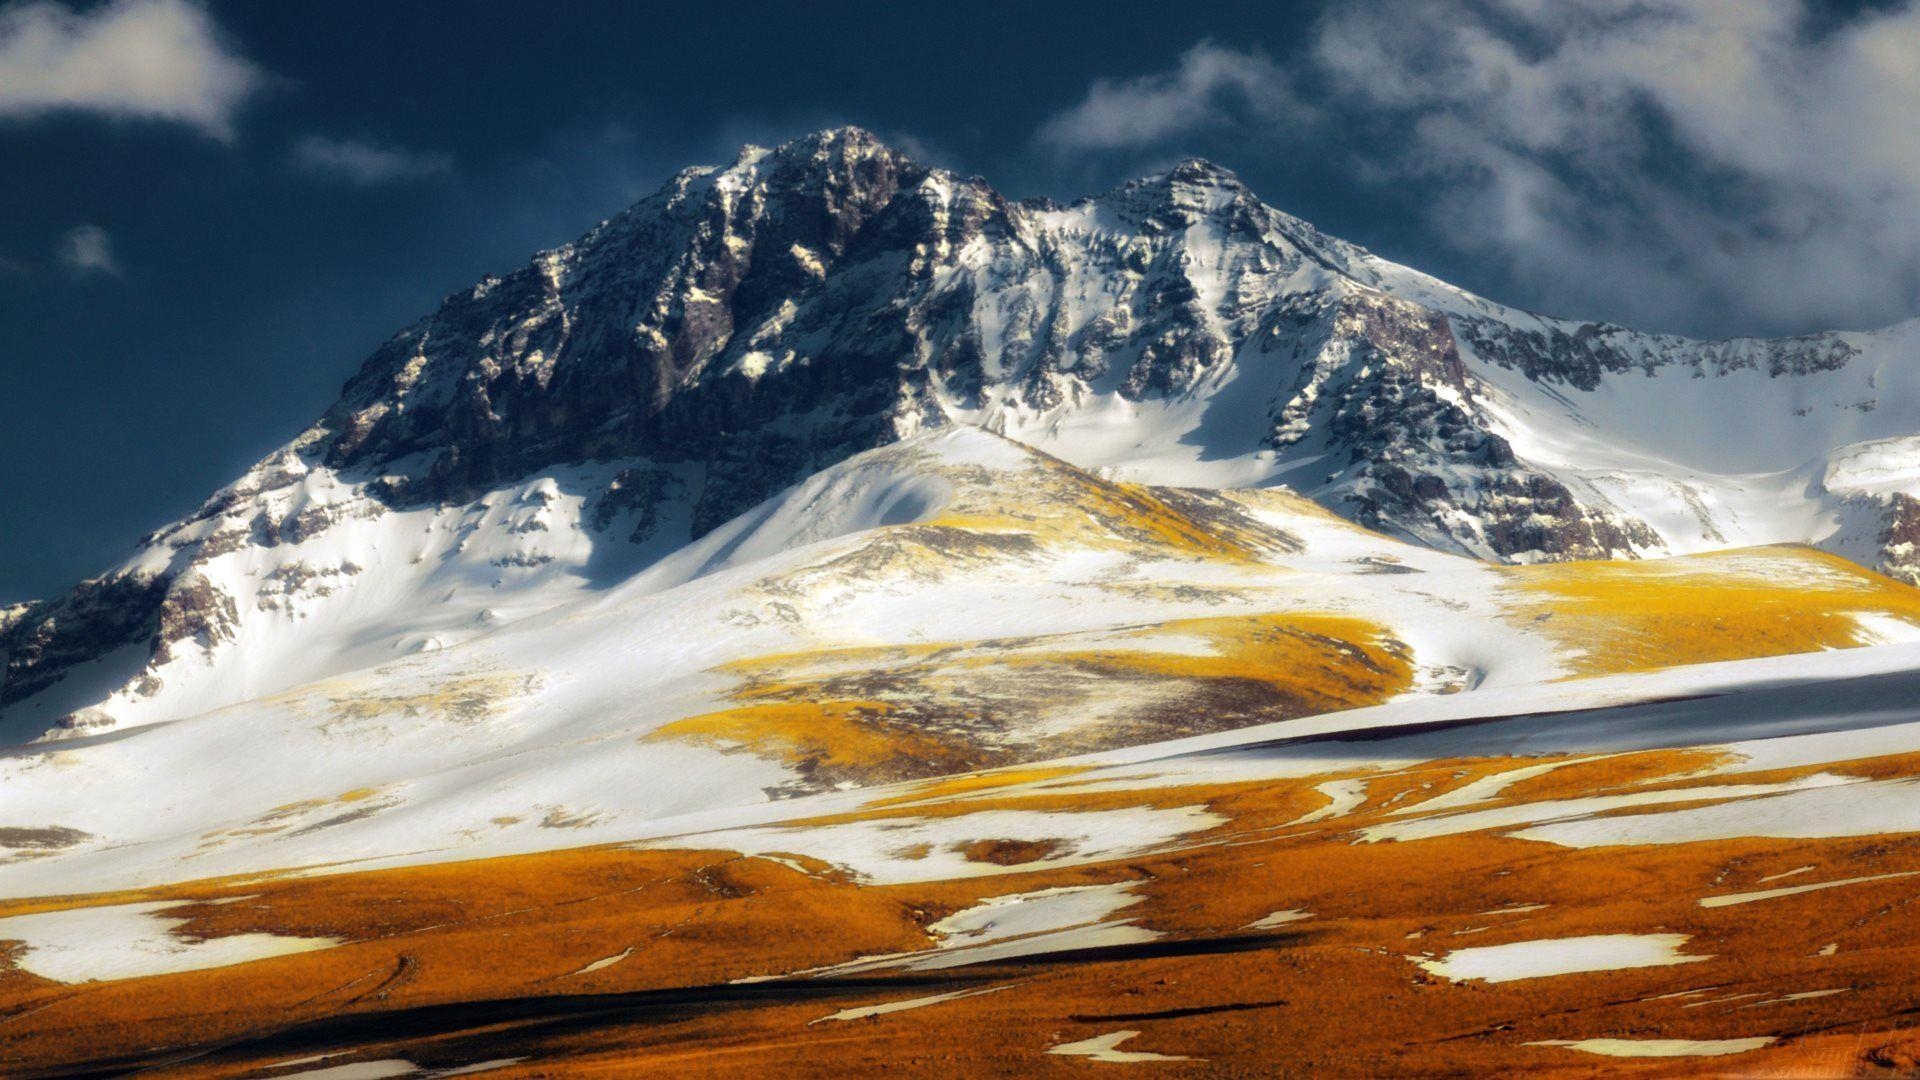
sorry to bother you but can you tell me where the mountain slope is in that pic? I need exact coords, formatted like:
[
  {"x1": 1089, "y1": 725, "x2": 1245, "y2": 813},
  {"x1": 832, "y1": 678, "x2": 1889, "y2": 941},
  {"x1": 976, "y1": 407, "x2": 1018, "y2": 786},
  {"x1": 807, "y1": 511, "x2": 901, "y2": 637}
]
[
  {"x1": 7, "y1": 126, "x2": 1920, "y2": 744},
  {"x1": 5, "y1": 427, "x2": 1920, "y2": 897},
  {"x1": 12, "y1": 571, "x2": 1920, "y2": 1074},
  {"x1": 14, "y1": 127, "x2": 1920, "y2": 1080}
]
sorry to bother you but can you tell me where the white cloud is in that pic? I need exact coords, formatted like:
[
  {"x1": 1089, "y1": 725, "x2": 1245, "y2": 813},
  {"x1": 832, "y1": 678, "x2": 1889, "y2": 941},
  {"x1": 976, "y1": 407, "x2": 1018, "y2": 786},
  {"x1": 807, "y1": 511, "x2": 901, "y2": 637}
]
[
  {"x1": 1035, "y1": 3, "x2": 1920, "y2": 337},
  {"x1": 1034, "y1": 41, "x2": 1303, "y2": 153},
  {"x1": 1311, "y1": 0, "x2": 1920, "y2": 335},
  {"x1": 0, "y1": 0, "x2": 263, "y2": 139},
  {"x1": 58, "y1": 224, "x2": 119, "y2": 277},
  {"x1": 291, "y1": 135, "x2": 453, "y2": 185}
]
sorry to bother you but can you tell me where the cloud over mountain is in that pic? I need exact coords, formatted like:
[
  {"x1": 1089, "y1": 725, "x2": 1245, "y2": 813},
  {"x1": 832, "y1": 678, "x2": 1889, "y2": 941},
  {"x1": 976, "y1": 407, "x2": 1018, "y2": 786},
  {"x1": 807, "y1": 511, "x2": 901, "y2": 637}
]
[
  {"x1": 1033, "y1": 41, "x2": 1304, "y2": 154},
  {"x1": 1035, "y1": 1, "x2": 1920, "y2": 338}
]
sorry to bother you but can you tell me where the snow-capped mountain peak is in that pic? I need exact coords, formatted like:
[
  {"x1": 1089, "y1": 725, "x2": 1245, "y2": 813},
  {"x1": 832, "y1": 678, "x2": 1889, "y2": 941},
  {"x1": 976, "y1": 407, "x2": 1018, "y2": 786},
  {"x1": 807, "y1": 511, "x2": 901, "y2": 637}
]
[{"x1": 7, "y1": 127, "x2": 1920, "y2": 744}]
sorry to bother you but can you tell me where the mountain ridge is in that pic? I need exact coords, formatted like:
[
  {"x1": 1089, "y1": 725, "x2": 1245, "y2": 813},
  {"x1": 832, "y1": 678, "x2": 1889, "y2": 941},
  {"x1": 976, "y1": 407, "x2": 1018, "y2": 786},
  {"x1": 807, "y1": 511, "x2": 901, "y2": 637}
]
[{"x1": 5, "y1": 124, "x2": 1920, "y2": 743}]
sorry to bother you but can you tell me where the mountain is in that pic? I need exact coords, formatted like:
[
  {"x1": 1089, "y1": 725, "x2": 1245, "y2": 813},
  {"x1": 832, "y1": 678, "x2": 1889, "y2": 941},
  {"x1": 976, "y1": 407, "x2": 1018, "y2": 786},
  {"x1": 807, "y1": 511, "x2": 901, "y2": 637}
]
[
  {"x1": 5, "y1": 123, "x2": 1920, "y2": 748},
  {"x1": 15, "y1": 128, "x2": 1920, "y2": 1077}
]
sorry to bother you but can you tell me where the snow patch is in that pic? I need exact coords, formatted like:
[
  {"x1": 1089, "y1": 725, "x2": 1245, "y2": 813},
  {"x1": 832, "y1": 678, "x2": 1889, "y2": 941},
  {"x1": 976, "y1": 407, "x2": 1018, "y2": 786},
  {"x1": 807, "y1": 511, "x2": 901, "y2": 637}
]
[
  {"x1": 1529, "y1": 1037, "x2": 1772, "y2": 1058},
  {"x1": 0, "y1": 900, "x2": 340, "y2": 983},
  {"x1": 812, "y1": 983, "x2": 1015, "y2": 1023},
  {"x1": 1698, "y1": 871, "x2": 1920, "y2": 908},
  {"x1": 1047, "y1": 1030, "x2": 1193, "y2": 1063},
  {"x1": 1415, "y1": 933, "x2": 1707, "y2": 983}
]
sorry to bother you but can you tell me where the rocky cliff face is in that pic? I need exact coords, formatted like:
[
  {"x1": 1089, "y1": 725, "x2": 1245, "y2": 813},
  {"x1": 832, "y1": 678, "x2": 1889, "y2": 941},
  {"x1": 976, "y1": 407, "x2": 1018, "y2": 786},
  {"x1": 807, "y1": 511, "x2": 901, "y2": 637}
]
[{"x1": 5, "y1": 126, "x2": 1919, "y2": 741}]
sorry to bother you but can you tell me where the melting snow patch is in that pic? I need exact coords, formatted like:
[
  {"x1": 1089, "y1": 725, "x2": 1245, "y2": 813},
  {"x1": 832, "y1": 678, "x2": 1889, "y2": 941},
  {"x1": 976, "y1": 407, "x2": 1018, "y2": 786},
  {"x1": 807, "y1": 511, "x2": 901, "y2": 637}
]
[
  {"x1": 1288, "y1": 779, "x2": 1368, "y2": 825},
  {"x1": 783, "y1": 882, "x2": 1156, "y2": 977},
  {"x1": 1414, "y1": 933, "x2": 1708, "y2": 983},
  {"x1": 565, "y1": 947, "x2": 632, "y2": 976},
  {"x1": 1852, "y1": 612, "x2": 1920, "y2": 646},
  {"x1": 272, "y1": 1057, "x2": 522, "y2": 1079},
  {"x1": 813, "y1": 983, "x2": 1015, "y2": 1023},
  {"x1": 1392, "y1": 758, "x2": 1594, "y2": 816},
  {"x1": 638, "y1": 807, "x2": 1221, "y2": 885},
  {"x1": 932, "y1": 882, "x2": 1144, "y2": 948},
  {"x1": 0, "y1": 900, "x2": 341, "y2": 983},
  {"x1": 1047, "y1": 1030, "x2": 1192, "y2": 1063},
  {"x1": 751, "y1": 854, "x2": 817, "y2": 876},
  {"x1": 1529, "y1": 1037, "x2": 1772, "y2": 1058},
  {"x1": 1749, "y1": 988, "x2": 1848, "y2": 1006},
  {"x1": 435, "y1": 1060, "x2": 525, "y2": 1076},
  {"x1": 1641, "y1": 986, "x2": 1715, "y2": 1002},
  {"x1": 893, "y1": 882, "x2": 1156, "y2": 972},
  {"x1": 1245, "y1": 908, "x2": 1311, "y2": 930},
  {"x1": 1699, "y1": 871, "x2": 1920, "y2": 908},
  {"x1": 276, "y1": 1062, "x2": 419, "y2": 1080},
  {"x1": 1685, "y1": 992, "x2": 1761, "y2": 1008},
  {"x1": 1507, "y1": 775, "x2": 1920, "y2": 848},
  {"x1": 1364, "y1": 775, "x2": 1851, "y2": 844}
]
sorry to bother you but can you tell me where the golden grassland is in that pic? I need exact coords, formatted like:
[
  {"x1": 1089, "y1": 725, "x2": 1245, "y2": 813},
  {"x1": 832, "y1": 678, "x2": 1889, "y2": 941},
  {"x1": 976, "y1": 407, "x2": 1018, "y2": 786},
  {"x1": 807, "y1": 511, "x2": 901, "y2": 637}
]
[
  {"x1": 1009, "y1": 612, "x2": 1412, "y2": 706},
  {"x1": 647, "y1": 701, "x2": 982, "y2": 782},
  {"x1": 9, "y1": 741, "x2": 1920, "y2": 1076},
  {"x1": 1507, "y1": 544, "x2": 1920, "y2": 676},
  {"x1": 18, "y1": 478, "x2": 1920, "y2": 1072},
  {"x1": 643, "y1": 613, "x2": 1414, "y2": 787},
  {"x1": 653, "y1": 463, "x2": 1920, "y2": 798},
  {"x1": 664, "y1": 453, "x2": 1920, "y2": 802},
  {"x1": 919, "y1": 448, "x2": 1278, "y2": 563},
  {"x1": 861, "y1": 766, "x2": 1091, "y2": 809}
]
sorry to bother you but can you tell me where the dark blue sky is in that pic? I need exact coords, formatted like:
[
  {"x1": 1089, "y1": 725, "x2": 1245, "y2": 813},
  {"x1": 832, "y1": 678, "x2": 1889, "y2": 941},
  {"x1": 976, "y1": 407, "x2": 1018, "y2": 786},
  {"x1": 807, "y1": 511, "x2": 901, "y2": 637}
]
[{"x1": 2, "y1": 0, "x2": 1913, "y2": 602}]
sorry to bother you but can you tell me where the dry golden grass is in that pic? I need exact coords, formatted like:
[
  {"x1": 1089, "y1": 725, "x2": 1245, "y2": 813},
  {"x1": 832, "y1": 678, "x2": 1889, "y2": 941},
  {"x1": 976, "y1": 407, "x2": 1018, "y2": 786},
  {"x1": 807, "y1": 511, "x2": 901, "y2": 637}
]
[
  {"x1": 863, "y1": 766, "x2": 1091, "y2": 809},
  {"x1": 643, "y1": 613, "x2": 1413, "y2": 789},
  {"x1": 1507, "y1": 545, "x2": 1920, "y2": 676},
  {"x1": 1005, "y1": 612, "x2": 1412, "y2": 704},
  {"x1": 21, "y1": 476, "x2": 1920, "y2": 1073},
  {"x1": 645, "y1": 701, "x2": 982, "y2": 784},
  {"x1": 919, "y1": 446, "x2": 1275, "y2": 563},
  {"x1": 1492, "y1": 749, "x2": 1733, "y2": 804},
  {"x1": 11, "y1": 744, "x2": 1920, "y2": 1077}
]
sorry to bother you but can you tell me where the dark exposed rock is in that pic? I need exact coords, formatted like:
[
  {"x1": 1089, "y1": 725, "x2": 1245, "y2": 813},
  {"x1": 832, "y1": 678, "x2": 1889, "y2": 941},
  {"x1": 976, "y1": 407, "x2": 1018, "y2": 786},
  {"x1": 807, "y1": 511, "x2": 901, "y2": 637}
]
[
  {"x1": 319, "y1": 128, "x2": 936, "y2": 513},
  {"x1": 591, "y1": 466, "x2": 682, "y2": 543},
  {"x1": 1878, "y1": 492, "x2": 1920, "y2": 585},
  {"x1": 1453, "y1": 315, "x2": 1858, "y2": 390},
  {"x1": 278, "y1": 504, "x2": 344, "y2": 544},
  {"x1": 256, "y1": 561, "x2": 364, "y2": 611},
  {"x1": 0, "y1": 825, "x2": 92, "y2": 850},
  {"x1": 1, "y1": 574, "x2": 170, "y2": 707},
  {"x1": 151, "y1": 573, "x2": 239, "y2": 667}
]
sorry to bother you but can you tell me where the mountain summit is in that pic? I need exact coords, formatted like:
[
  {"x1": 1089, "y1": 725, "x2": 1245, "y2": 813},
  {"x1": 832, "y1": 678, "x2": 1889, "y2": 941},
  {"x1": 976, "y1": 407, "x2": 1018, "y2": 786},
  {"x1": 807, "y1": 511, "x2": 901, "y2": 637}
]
[{"x1": 5, "y1": 126, "x2": 1919, "y2": 741}]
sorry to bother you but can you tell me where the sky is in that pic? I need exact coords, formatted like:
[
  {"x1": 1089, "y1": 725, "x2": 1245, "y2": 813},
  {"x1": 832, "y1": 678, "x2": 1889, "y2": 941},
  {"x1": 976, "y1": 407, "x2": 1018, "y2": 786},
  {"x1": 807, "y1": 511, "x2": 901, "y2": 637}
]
[{"x1": 2, "y1": 0, "x2": 1917, "y2": 602}]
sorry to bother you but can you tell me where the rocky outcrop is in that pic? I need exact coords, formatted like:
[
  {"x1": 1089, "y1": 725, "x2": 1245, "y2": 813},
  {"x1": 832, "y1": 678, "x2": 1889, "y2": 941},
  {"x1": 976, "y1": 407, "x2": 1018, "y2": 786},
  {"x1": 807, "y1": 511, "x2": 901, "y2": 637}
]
[
  {"x1": 1879, "y1": 493, "x2": 1920, "y2": 586},
  {"x1": 320, "y1": 130, "x2": 936, "y2": 515},
  {"x1": 1453, "y1": 315, "x2": 1860, "y2": 390},
  {"x1": 1, "y1": 574, "x2": 170, "y2": 709}
]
